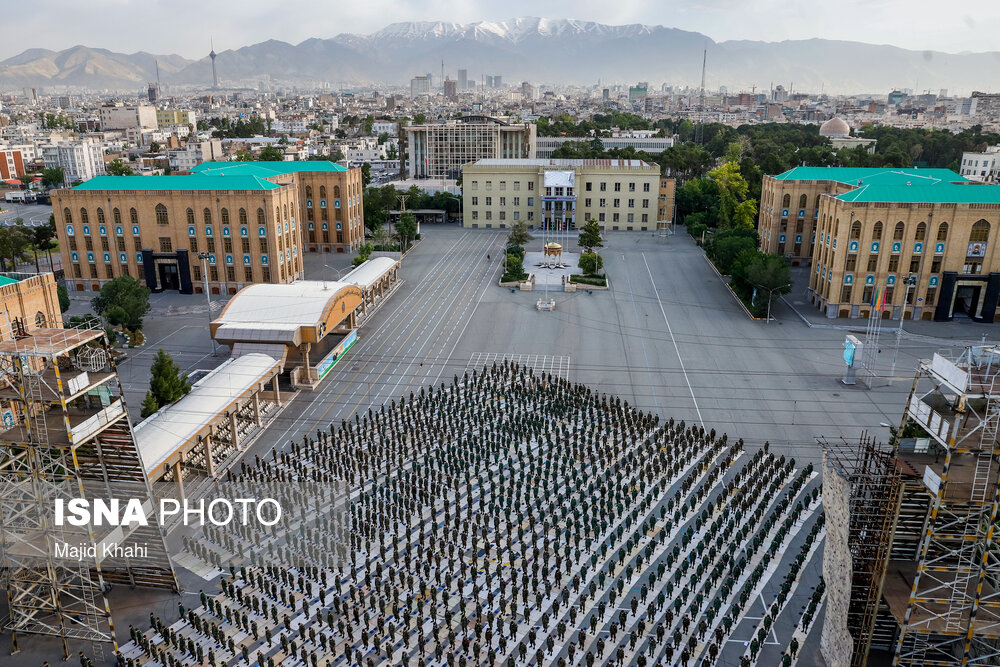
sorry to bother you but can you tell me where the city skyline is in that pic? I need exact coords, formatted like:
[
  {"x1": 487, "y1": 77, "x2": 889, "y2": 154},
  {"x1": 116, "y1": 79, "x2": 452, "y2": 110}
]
[{"x1": 3, "y1": 0, "x2": 999, "y2": 61}]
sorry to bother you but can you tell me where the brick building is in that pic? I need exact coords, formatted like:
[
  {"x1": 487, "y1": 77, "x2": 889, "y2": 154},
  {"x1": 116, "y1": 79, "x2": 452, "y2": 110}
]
[{"x1": 52, "y1": 161, "x2": 364, "y2": 295}]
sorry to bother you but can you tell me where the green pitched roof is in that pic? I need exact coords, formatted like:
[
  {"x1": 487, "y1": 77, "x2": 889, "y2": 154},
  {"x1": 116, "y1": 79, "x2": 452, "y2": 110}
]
[
  {"x1": 774, "y1": 167, "x2": 966, "y2": 186},
  {"x1": 190, "y1": 161, "x2": 347, "y2": 176},
  {"x1": 837, "y1": 182, "x2": 1000, "y2": 204},
  {"x1": 0, "y1": 275, "x2": 20, "y2": 286},
  {"x1": 73, "y1": 175, "x2": 280, "y2": 191}
]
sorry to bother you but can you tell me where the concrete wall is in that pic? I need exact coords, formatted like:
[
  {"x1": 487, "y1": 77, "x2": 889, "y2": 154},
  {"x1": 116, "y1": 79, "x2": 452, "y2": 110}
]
[{"x1": 820, "y1": 452, "x2": 855, "y2": 667}]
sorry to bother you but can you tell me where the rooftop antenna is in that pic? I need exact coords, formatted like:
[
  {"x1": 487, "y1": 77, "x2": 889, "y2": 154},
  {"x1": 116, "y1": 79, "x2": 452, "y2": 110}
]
[
  {"x1": 695, "y1": 46, "x2": 706, "y2": 144},
  {"x1": 441, "y1": 59, "x2": 445, "y2": 91}
]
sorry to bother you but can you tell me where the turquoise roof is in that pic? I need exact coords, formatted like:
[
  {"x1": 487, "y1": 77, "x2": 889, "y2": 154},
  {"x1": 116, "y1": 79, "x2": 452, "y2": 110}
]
[
  {"x1": 774, "y1": 167, "x2": 966, "y2": 186},
  {"x1": 190, "y1": 161, "x2": 347, "y2": 175},
  {"x1": 73, "y1": 175, "x2": 280, "y2": 191},
  {"x1": 837, "y1": 182, "x2": 1000, "y2": 204}
]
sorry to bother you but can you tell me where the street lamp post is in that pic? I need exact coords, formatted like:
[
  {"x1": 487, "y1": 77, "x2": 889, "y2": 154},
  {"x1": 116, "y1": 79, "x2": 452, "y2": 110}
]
[
  {"x1": 888, "y1": 275, "x2": 918, "y2": 386},
  {"x1": 197, "y1": 252, "x2": 218, "y2": 356},
  {"x1": 756, "y1": 283, "x2": 791, "y2": 324},
  {"x1": 324, "y1": 264, "x2": 352, "y2": 289}
]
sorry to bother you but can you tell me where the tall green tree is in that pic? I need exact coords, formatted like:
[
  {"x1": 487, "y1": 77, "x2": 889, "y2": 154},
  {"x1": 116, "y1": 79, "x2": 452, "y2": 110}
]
[
  {"x1": 258, "y1": 146, "x2": 284, "y2": 161},
  {"x1": 106, "y1": 159, "x2": 134, "y2": 176},
  {"x1": 739, "y1": 253, "x2": 792, "y2": 317},
  {"x1": 577, "y1": 219, "x2": 604, "y2": 253},
  {"x1": 578, "y1": 252, "x2": 604, "y2": 276},
  {"x1": 41, "y1": 167, "x2": 65, "y2": 188},
  {"x1": 91, "y1": 275, "x2": 151, "y2": 331},
  {"x1": 361, "y1": 162, "x2": 372, "y2": 187},
  {"x1": 0, "y1": 220, "x2": 32, "y2": 271},
  {"x1": 506, "y1": 221, "x2": 534, "y2": 248},
  {"x1": 140, "y1": 391, "x2": 160, "y2": 418},
  {"x1": 146, "y1": 348, "x2": 191, "y2": 413},
  {"x1": 394, "y1": 212, "x2": 418, "y2": 250},
  {"x1": 57, "y1": 284, "x2": 70, "y2": 313}
]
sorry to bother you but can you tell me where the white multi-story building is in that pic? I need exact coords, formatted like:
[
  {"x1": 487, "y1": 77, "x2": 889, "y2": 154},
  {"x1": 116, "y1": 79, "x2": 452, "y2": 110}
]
[
  {"x1": 167, "y1": 139, "x2": 224, "y2": 172},
  {"x1": 372, "y1": 121, "x2": 397, "y2": 136},
  {"x1": 410, "y1": 76, "x2": 431, "y2": 98},
  {"x1": 98, "y1": 104, "x2": 158, "y2": 131},
  {"x1": 42, "y1": 140, "x2": 106, "y2": 185},
  {"x1": 535, "y1": 134, "x2": 675, "y2": 158},
  {"x1": 406, "y1": 117, "x2": 536, "y2": 180},
  {"x1": 959, "y1": 146, "x2": 1000, "y2": 182}
]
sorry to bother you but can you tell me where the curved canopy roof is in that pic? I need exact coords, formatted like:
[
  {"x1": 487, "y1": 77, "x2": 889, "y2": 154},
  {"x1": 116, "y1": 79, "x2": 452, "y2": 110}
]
[{"x1": 212, "y1": 280, "x2": 362, "y2": 345}]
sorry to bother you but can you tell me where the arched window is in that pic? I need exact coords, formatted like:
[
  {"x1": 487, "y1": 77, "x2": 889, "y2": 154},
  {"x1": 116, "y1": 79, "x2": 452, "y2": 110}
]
[
  {"x1": 257, "y1": 208, "x2": 265, "y2": 225},
  {"x1": 203, "y1": 208, "x2": 212, "y2": 225},
  {"x1": 893, "y1": 222, "x2": 904, "y2": 240},
  {"x1": 850, "y1": 221, "x2": 861, "y2": 240},
  {"x1": 221, "y1": 208, "x2": 229, "y2": 225},
  {"x1": 187, "y1": 208, "x2": 195, "y2": 225},
  {"x1": 155, "y1": 204, "x2": 168, "y2": 225},
  {"x1": 130, "y1": 208, "x2": 138, "y2": 225},
  {"x1": 284, "y1": 204, "x2": 289, "y2": 220},
  {"x1": 798, "y1": 194, "x2": 807, "y2": 209},
  {"x1": 80, "y1": 208, "x2": 89, "y2": 225},
  {"x1": 63, "y1": 208, "x2": 72, "y2": 225},
  {"x1": 781, "y1": 193, "x2": 790, "y2": 208},
  {"x1": 872, "y1": 221, "x2": 883, "y2": 240},
  {"x1": 113, "y1": 208, "x2": 121, "y2": 225},
  {"x1": 937, "y1": 222, "x2": 948, "y2": 241},
  {"x1": 329, "y1": 185, "x2": 337, "y2": 199},
  {"x1": 275, "y1": 206, "x2": 280, "y2": 221},
  {"x1": 814, "y1": 195, "x2": 821, "y2": 210},
  {"x1": 239, "y1": 208, "x2": 248, "y2": 225},
  {"x1": 969, "y1": 219, "x2": 990, "y2": 243},
  {"x1": 96, "y1": 208, "x2": 106, "y2": 226},
  {"x1": 915, "y1": 222, "x2": 926, "y2": 240},
  {"x1": 305, "y1": 185, "x2": 312, "y2": 199}
]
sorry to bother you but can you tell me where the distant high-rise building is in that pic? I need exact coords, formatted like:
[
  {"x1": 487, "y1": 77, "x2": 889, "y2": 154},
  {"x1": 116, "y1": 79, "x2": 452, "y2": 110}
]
[
  {"x1": 147, "y1": 82, "x2": 158, "y2": 103},
  {"x1": 602, "y1": 89, "x2": 610, "y2": 100},
  {"x1": 209, "y1": 40, "x2": 218, "y2": 89},
  {"x1": 492, "y1": 75, "x2": 502, "y2": 88},
  {"x1": 628, "y1": 85, "x2": 647, "y2": 102},
  {"x1": 405, "y1": 117, "x2": 536, "y2": 180},
  {"x1": 521, "y1": 82, "x2": 533, "y2": 101},
  {"x1": 385, "y1": 96, "x2": 396, "y2": 110},
  {"x1": 444, "y1": 79, "x2": 457, "y2": 100},
  {"x1": 410, "y1": 76, "x2": 431, "y2": 97},
  {"x1": 457, "y1": 69, "x2": 468, "y2": 90}
]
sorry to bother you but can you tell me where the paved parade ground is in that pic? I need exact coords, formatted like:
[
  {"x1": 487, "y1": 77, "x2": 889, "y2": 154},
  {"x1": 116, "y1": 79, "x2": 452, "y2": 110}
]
[{"x1": 4, "y1": 226, "x2": 995, "y2": 665}]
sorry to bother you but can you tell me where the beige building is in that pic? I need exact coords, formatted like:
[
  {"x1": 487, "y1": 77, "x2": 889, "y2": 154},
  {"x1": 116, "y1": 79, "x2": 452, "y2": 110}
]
[
  {"x1": 461, "y1": 159, "x2": 662, "y2": 231},
  {"x1": 406, "y1": 117, "x2": 536, "y2": 180},
  {"x1": 762, "y1": 167, "x2": 1000, "y2": 322},
  {"x1": 0, "y1": 272, "x2": 63, "y2": 335},
  {"x1": 98, "y1": 104, "x2": 158, "y2": 130},
  {"x1": 53, "y1": 161, "x2": 364, "y2": 296}
]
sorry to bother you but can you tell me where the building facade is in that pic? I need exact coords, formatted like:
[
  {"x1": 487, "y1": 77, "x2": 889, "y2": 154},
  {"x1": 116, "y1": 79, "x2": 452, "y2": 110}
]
[
  {"x1": 959, "y1": 146, "x2": 1000, "y2": 182},
  {"x1": 52, "y1": 161, "x2": 364, "y2": 296},
  {"x1": 759, "y1": 167, "x2": 1000, "y2": 321},
  {"x1": 41, "y1": 140, "x2": 106, "y2": 185},
  {"x1": 0, "y1": 272, "x2": 63, "y2": 335},
  {"x1": 406, "y1": 117, "x2": 536, "y2": 180},
  {"x1": 167, "y1": 139, "x2": 224, "y2": 172},
  {"x1": 0, "y1": 149, "x2": 25, "y2": 180},
  {"x1": 461, "y1": 159, "x2": 661, "y2": 231},
  {"x1": 535, "y1": 135, "x2": 675, "y2": 158},
  {"x1": 98, "y1": 104, "x2": 158, "y2": 131},
  {"x1": 155, "y1": 109, "x2": 197, "y2": 129}
]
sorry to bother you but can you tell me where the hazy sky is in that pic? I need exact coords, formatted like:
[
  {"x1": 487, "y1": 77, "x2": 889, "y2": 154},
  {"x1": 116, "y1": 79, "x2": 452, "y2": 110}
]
[{"x1": 7, "y1": 0, "x2": 1000, "y2": 59}]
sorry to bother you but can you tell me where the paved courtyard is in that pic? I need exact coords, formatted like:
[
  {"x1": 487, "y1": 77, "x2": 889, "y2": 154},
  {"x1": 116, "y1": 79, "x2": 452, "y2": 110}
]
[{"x1": 4, "y1": 225, "x2": 996, "y2": 664}]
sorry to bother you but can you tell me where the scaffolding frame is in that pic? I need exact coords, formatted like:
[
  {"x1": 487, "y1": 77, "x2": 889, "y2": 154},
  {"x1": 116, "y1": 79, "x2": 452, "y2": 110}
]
[
  {"x1": 0, "y1": 317, "x2": 178, "y2": 660},
  {"x1": 824, "y1": 434, "x2": 904, "y2": 666},
  {"x1": 892, "y1": 345, "x2": 1000, "y2": 666}
]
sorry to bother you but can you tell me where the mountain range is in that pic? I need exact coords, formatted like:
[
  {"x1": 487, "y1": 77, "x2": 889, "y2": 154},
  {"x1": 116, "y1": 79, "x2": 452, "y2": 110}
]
[{"x1": 2, "y1": 17, "x2": 998, "y2": 94}]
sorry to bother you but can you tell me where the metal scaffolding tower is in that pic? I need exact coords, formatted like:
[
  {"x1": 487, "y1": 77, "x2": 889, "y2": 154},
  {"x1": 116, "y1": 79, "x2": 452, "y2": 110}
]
[
  {"x1": 0, "y1": 318, "x2": 177, "y2": 660},
  {"x1": 892, "y1": 345, "x2": 1000, "y2": 666},
  {"x1": 824, "y1": 434, "x2": 903, "y2": 666}
]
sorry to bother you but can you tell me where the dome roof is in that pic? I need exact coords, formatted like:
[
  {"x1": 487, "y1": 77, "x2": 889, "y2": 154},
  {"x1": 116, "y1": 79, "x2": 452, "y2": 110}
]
[{"x1": 820, "y1": 117, "x2": 851, "y2": 138}]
